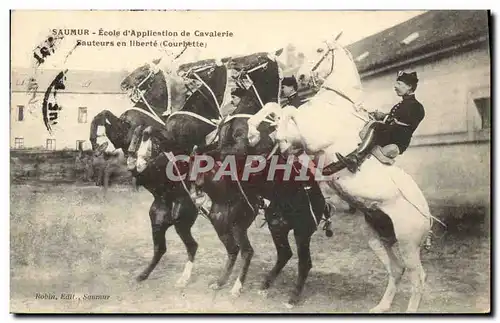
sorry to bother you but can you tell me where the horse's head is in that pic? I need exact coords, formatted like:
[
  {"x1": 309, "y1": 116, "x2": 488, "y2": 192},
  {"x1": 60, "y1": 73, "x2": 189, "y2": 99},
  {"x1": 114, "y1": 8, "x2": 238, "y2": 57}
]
[
  {"x1": 176, "y1": 59, "x2": 228, "y2": 119},
  {"x1": 214, "y1": 50, "x2": 284, "y2": 162},
  {"x1": 180, "y1": 60, "x2": 221, "y2": 84},
  {"x1": 230, "y1": 49, "x2": 283, "y2": 111},
  {"x1": 302, "y1": 33, "x2": 363, "y2": 101},
  {"x1": 120, "y1": 60, "x2": 169, "y2": 114}
]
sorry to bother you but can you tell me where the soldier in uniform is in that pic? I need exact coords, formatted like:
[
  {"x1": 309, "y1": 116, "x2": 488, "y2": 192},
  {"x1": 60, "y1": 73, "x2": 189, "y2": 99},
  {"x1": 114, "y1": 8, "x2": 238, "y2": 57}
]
[
  {"x1": 336, "y1": 71, "x2": 425, "y2": 173},
  {"x1": 281, "y1": 75, "x2": 302, "y2": 108},
  {"x1": 220, "y1": 87, "x2": 246, "y2": 117}
]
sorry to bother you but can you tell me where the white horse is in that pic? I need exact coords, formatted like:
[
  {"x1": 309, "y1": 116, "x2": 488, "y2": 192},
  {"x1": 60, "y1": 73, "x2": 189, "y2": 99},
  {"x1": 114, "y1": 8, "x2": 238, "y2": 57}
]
[{"x1": 247, "y1": 37, "x2": 436, "y2": 313}]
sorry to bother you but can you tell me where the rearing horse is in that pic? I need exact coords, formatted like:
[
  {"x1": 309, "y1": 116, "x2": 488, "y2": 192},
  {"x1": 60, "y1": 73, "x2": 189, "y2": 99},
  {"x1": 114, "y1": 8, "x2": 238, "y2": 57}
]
[
  {"x1": 250, "y1": 38, "x2": 436, "y2": 313},
  {"x1": 134, "y1": 51, "x2": 284, "y2": 297},
  {"x1": 189, "y1": 49, "x2": 323, "y2": 300},
  {"x1": 208, "y1": 60, "x2": 332, "y2": 307},
  {"x1": 89, "y1": 59, "x2": 228, "y2": 286},
  {"x1": 89, "y1": 58, "x2": 171, "y2": 155}
]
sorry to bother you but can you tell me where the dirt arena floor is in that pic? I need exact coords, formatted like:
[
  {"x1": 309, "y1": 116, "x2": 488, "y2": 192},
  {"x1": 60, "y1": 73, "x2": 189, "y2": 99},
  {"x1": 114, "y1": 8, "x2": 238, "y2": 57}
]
[{"x1": 10, "y1": 184, "x2": 490, "y2": 314}]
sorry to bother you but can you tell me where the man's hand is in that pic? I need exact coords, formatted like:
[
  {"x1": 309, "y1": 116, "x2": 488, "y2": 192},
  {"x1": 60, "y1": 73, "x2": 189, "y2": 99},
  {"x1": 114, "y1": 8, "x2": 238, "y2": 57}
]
[{"x1": 370, "y1": 110, "x2": 387, "y2": 121}]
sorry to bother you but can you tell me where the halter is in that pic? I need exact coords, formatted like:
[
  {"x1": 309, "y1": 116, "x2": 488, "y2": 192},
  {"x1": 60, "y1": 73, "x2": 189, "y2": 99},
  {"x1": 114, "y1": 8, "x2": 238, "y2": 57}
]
[
  {"x1": 169, "y1": 59, "x2": 273, "y2": 130},
  {"x1": 186, "y1": 64, "x2": 223, "y2": 117},
  {"x1": 126, "y1": 47, "x2": 188, "y2": 125},
  {"x1": 310, "y1": 43, "x2": 335, "y2": 89},
  {"x1": 126, "y1": 67, "x2": 166, "y2": 125}
]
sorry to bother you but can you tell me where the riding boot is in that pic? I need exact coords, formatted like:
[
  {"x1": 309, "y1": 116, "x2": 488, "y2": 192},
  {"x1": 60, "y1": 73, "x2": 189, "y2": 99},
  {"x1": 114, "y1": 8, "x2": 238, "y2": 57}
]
[{"x1": 335, "y1": 127, "x2": 376, "y2": 173}]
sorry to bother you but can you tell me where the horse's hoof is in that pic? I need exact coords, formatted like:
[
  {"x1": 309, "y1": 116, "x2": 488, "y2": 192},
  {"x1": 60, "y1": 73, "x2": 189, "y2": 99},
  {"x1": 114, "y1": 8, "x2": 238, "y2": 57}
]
[
  {"x1": 136, "y1": 273, "x2": 148, "y2": 282},
  {"x1": 230, "y1": 288, "x2": 241, "y2": 298},
  {"x1": 258, "y1": 289, "x2": 269, "y2": 298},
  {"x1": 176, "y1": 278, "x2": 189, "y2": 288},
  {"x1": 369, "y1": 305, "x2": 390, "y2": 313},
  {"x1": 230, "y1": 278, "x2": 242, "y2": 298}
]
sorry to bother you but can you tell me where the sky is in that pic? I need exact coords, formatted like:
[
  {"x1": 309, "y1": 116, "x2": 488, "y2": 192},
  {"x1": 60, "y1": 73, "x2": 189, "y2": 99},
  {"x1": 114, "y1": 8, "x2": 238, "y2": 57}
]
[{"x1": 11, "y1": 10, "x2": 426, "y2": 72}]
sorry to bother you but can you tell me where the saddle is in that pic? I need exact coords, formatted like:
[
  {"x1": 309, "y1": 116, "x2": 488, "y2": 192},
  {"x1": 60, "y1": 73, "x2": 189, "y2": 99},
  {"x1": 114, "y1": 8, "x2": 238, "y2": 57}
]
[{"x1": 359, "y1": 120, "x2": 399, "y2": 166}]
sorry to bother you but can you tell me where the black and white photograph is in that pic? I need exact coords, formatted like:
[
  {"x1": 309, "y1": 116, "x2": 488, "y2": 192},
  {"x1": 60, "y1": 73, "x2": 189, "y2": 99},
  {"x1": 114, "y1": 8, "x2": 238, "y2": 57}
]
[{"x1": 9, "y1": 10, "x2": 491, "y2": 314}]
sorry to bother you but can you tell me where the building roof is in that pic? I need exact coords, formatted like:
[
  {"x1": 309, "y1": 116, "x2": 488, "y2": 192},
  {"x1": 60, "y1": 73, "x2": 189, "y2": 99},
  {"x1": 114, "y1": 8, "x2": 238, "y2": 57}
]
[
  {"x1": 178, "y1": 52, "x2": 272, "y2": 71},
  {"x1": 11, "y1": 67, "x2": 129, "y2": 94},
  {"x1": 346, "y1": 10, "x2": 490, "y2": 75}
]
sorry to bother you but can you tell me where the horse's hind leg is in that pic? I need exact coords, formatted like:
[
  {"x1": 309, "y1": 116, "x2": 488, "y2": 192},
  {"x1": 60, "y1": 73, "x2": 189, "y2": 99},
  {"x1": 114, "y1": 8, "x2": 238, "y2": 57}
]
[
  {"x1": 137, "y1": 198, "x2": 171, "y2": 282},
  {"x1": 230, "y1": 218, "x2": 255, "y2": 297},
  {"x1": 287, "y1": 230, "x2": 313, "y2": 307},
  {"x1": 209, "y1": 205, "x2": 240, "y2": 290},
  {"x1": 399, "y1": 240, "x2": 425, "y2": 313},
  {"x1": 362, "y1": 217, "x2": 404, "y2": 313},
  {"x1": 174, "y1": 199, "x2": 199, "y2": 288},
  {"x1": 259, "y1": 210, "x2": 293, "y2": 295}
]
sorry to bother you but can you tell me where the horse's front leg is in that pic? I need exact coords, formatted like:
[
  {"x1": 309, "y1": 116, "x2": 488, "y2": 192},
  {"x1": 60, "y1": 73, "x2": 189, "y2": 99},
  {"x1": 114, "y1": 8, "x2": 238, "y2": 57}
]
[
  {"x1": 126, "y1": 125, "x2": 145, "y2": 171},
  {"x1": 90, "y1": 110, "x2": 122, "y2": 150},
  {"x1": 137, "y1": 198, "x2": 171, "y2": 281}
]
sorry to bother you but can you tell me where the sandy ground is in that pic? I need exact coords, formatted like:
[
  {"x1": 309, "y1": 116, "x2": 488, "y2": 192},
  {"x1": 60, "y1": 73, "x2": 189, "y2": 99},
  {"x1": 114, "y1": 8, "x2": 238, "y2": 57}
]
[{"x1": 10, "y1": 184, "x2": 490, "y2": 314}]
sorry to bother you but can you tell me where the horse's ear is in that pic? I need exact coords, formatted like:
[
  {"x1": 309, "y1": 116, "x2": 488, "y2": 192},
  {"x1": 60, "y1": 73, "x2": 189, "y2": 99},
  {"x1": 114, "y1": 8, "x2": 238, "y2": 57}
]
[
  {"x1": 334, "y1": 31, "x2": 343, "y2": 41},
  {"x1": 275, "y1": 48, "x2": 284, "y2": 56}
]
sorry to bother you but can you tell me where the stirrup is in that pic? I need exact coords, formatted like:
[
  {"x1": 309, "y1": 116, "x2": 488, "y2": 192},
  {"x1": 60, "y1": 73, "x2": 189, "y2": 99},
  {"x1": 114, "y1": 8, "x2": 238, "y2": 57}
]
[{"x1": 335, "y1": 153, "x2": 358, "y2": 173}]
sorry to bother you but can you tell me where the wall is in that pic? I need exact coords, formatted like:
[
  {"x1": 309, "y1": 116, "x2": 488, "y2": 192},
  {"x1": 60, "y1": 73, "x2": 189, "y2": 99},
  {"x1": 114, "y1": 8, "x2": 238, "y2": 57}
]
[
  {"x1": 396, "y1": 143, "x2": 490, "y2": 206},
  {"x1": 10, "y1": 92, "x2": 131, "y2": 150}
]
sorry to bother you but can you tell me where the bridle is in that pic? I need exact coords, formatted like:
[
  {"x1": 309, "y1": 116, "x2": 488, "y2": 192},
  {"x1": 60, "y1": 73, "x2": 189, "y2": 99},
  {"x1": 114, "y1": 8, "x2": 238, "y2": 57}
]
[
  {"x1": 168, "y1": 57, "x2": 279, "y2": 130},
  {"x1": 125, "y1": 47, "x2": 188, "y2": 125},
  {"x1": 179, "y1": 63, "x2": 222, "y2": 118},
  {"x1": 125, "y1": 65, "x2": 167, "y2": 125},
  {"x1": 309, "y1": 43, "x2": 336, "y2": 89}
]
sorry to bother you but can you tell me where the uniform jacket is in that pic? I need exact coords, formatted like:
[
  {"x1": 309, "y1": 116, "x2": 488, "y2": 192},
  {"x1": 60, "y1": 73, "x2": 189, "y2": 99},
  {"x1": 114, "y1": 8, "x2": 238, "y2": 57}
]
[
  {"x1": 286, "y1": 92, "x2": 302, "y2": 108},
  {"x1": 377, "y1": 94, "x2": 425, "y2": 154}
]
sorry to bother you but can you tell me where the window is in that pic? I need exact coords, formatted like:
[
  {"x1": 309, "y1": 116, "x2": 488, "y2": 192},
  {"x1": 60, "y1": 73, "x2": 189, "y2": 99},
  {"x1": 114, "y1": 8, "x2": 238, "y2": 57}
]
[
  {"x1": 46, "y1": 139, "x2": 56, "y2": 150},
  {"x1": 82, "y1": 81, "x2": 92, "y2": 87},
  {"x1": 14, "y1": 137, "x2": 24, "y2": 149},
  {"x1": 17, "y1": 105, "x2": 24, "y2": 121},
  {"x1": 76, "y1": 140, "x2": 85, "y2": 151},
  {"x1": 16, "y1": 79, "x2": 25, "y2": 86},
  {"x1": 473, "y1": 97, "x2": 491, "y2": 129},
  {"x1": 78, "y1": 107, "x2": 88, "y2": 123}
]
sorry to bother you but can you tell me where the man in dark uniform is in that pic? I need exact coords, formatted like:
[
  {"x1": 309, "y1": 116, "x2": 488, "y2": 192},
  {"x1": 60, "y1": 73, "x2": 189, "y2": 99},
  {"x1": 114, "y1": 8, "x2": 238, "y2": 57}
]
[
  {"x1": 220, "y1": 87, "x2": 246, "y2": 116},
  {"x1": 281, "y1": 75, "x2": 302, "y2": 108},
  {"x1": 336, "y1": 71, "x2": 425, "y2": 173}
]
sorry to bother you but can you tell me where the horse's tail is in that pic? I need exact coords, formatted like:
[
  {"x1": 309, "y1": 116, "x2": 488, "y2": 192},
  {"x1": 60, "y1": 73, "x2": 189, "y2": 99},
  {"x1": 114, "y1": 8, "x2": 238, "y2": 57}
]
[{"x1": 388, "y1": 167, "x2": 446, "y2": 228}]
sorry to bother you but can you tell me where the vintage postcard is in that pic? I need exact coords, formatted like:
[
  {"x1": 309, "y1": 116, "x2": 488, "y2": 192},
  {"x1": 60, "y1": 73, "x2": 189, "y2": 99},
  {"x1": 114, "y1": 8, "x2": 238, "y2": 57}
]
[{"x1": 10, "y1": 10, "x2": 491, "y2": 314}]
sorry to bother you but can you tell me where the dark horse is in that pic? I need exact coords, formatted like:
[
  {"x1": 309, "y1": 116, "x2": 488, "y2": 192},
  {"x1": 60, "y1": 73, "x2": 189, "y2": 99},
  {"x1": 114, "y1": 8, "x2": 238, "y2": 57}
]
[
  {"x1": 196, "y1": 61, "x2": 333, "y2": 306},
  {"x1": 89, "y1": 59, "x2": 228, "y2": 285},
  {"x1": 135, "y1": 50, "x2": 286, "y2": 297},
  {"x1": 191, "y1": 51, "x2": 291, "y2": 298}
]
